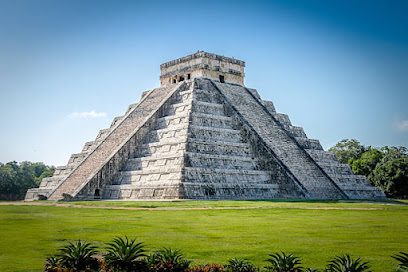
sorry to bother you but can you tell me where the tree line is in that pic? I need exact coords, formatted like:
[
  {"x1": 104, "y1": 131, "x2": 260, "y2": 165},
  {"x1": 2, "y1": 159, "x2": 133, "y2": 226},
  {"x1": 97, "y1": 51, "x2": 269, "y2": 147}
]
[
  {"x1": 0, "y1": 161, "x2": 54, "y2": 200},
  {"x1": 328, "y1": 139, "x2": 408, "y2": 198}
]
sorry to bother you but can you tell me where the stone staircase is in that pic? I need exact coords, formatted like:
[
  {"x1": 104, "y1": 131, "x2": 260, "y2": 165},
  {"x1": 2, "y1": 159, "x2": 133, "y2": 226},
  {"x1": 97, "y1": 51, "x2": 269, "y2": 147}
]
[
  {"x1": 212, "y1": 79, "x2": 347, "y2": 199},
  {"x1": 212, "y1": 79, "x2": 384, "y2": 199},
  {"x1": 104, "y1": 79, "x2": 282, "y2": 200},
  {"x1": 26, "y1": 82, "x2": 185, "y2": 201},
  {"x1": 25, "y1": 77, "x2": 385, "y2": 201}
]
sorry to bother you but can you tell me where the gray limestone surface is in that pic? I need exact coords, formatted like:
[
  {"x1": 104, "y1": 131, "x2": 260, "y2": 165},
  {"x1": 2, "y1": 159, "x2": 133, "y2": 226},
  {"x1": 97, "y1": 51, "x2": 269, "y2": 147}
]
[{"x1": 25, "y1": 52, "x2": 385, "y2": 201}]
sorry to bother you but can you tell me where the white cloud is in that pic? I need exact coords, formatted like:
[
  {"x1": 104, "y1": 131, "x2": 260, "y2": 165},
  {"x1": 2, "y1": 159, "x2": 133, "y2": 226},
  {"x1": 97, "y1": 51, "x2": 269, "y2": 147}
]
[
  {"x1": 395, "y1": 119, "x2": 408, "y2": 132},
  {"x1": 69, "y1": 110, "x2": 107, "y2": 119}
]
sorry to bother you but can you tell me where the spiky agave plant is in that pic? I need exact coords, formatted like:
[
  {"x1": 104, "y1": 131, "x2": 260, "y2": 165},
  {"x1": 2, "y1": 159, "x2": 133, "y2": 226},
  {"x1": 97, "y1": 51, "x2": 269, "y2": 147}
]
[
  {"x1": 57, "y1": 240, "x2": 99, "y2": 271},
  {"x1": 325, "y1": 254, "x2": 370, "y2": 272},
  {"x1": 104, "y1": 236, "x2": 146, "y2": 272},
  {"x1": 392, "y1": 252, "x2": 408, "y2": 272},
  {"x1": 265, "y1": 252, "x2": 303, "y2": 272},
  {"x1": 147, "y1": 247, "x2": 191, "y2": 272},
  {"x1": 44, "y1": 256, "x2": 62, "y2": 272},
  {"x1": 224, "y1": 258, "x2": 258, "y2": 272}
]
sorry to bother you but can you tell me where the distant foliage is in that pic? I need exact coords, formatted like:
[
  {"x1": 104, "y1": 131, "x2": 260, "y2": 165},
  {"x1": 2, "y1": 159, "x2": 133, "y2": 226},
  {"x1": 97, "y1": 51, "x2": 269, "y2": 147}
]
[
  {"x1": 329, "y1": 140, "x2": 408, "y2": 198},
  {"x1": 0, "y1": 161, "x2": 54, "y2": 200},
  {"x1": 264, "y1": 252, "x2": 303, "y2": 272}
]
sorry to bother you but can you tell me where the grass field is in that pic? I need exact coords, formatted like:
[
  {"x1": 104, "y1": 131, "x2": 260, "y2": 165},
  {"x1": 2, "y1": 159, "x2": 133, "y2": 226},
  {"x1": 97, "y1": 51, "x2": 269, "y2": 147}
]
[{"x1": 0, "y1": 200, "x2": 407, "y2": 272}]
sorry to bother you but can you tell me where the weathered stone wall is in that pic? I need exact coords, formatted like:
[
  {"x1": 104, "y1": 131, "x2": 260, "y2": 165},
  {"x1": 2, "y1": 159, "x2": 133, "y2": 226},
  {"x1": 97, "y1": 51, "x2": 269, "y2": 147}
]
[{"x1": 160, "y1": 51, "x2": 245, "y2": 86}]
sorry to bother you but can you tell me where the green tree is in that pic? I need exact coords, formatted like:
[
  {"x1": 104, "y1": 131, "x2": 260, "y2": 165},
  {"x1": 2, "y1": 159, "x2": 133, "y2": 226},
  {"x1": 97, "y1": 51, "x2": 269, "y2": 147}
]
[
  {"x1": 329, "y1": 139, "x2": 365, "y2": 164},
  {"x1": 369, "y1": 155, "x2": 408, "y2": 198},
  {"x1": 351, "y1": 148, "x2": 383, "y2": 177},
  {"x1": 0, "y1": 161, "x2": 55, "y2": 200}
]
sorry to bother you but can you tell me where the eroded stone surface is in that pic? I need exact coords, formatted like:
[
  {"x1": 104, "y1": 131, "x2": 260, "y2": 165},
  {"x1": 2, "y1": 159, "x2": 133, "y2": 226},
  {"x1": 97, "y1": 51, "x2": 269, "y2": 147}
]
[{"x1": 25, "y1": 52, "x2": 385, "y2": 201}]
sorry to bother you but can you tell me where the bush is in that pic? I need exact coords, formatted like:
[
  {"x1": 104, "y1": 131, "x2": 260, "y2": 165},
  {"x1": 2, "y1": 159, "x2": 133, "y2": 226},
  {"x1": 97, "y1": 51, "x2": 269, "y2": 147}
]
[
  {"x1": 105, "y1": 236, "x2": 146, "y2": 272},
  {"x1": 224, "y1": 258, "x2": 257, "y2": 272},
  {"x1": 325, "y1": 254, "x2": 370, "y2": 272},
  {"x1": 187, "y1": 263, "x2": 224, "y2": 272},
  {"x1": 147, "y1": 248, "x2": 191, "y2": 272},
  {"x1": 57, "y1": 240, "x2": 99, "y2": 271},
  {"x1": 392, "y1": 252, "x2": 408, "y2": 272},
  {"x1": 264, "y1": 252, "x2": 302, "y2": 272}
]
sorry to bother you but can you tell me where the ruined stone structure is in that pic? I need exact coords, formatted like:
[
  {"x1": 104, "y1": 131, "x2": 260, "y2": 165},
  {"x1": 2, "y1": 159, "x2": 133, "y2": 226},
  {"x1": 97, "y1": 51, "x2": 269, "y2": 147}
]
[{"x1": 25, "y1": 51, "x2": 385, "y2": 201}]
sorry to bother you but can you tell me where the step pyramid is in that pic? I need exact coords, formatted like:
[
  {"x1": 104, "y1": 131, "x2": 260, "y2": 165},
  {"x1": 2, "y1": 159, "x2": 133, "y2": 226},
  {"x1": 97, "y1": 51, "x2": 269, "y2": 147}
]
[{"x1": 25, "y1": 51, "x2": 385, "y2": 201}]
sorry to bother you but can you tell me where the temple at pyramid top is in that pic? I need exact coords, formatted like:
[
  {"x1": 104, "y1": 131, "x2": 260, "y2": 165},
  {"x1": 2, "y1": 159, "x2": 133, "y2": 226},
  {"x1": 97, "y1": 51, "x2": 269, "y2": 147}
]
[
  {"x1": 160, "y1": 51, "x2": 245, "y2": 86},
  {"x1": 25, "y1": 51, "x2": 385, "y2": 201}
]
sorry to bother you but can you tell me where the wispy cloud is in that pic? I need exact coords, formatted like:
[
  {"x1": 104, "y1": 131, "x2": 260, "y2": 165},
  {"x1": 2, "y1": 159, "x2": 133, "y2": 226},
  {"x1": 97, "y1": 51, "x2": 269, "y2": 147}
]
[
  {"x1": 395, "y1": 119, "x2": 408, "y2": 132},
  {"x1": 69, "y1": 110, "x2": 107, "y2": 119}
]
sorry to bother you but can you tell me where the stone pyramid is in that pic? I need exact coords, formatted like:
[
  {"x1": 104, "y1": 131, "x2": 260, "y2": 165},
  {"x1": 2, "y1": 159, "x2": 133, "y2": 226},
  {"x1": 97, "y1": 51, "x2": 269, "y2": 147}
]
[{"x1": 25, "y1": 51, "x2": 385, "y2": 201}]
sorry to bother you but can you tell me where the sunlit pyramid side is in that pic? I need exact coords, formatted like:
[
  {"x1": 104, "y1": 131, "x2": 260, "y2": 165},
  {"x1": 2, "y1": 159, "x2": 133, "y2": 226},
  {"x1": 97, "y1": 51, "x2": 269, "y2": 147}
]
[{"x1": 25, "y1": 51, "x2": 385, "y2": 201}]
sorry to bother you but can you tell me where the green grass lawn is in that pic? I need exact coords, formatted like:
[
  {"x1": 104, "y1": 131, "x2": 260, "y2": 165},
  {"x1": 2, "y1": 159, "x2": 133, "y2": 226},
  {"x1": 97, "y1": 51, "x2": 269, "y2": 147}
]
[{"x1": 0, "y1": 200, "x2": 407, "y2": 272}]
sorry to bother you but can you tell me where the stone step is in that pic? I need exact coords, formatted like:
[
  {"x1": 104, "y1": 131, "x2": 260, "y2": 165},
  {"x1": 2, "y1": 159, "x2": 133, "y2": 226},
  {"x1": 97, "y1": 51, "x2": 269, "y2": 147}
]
[
  {"x1": 67, "y1": 152, "x2": 88, "y2": 165},
  {"x1": 187, "y1": 139, "x2": 252, "y2": 156},
  {"x1": 190, "y1": 112, "x2": 234, "y2": 129},
  {"x1": 184, "y1": 167, "x2": 271, "y2": 183},
  {"x1": 95, "y1": 128, "x2": 110, "y2": 141},
  {"x1": 262, "y1": 100, "x2": 276, "y2": 113},
  {"x1": 110, "y1": 116, "x2": 123, "y2": 128},
  {"x1": 39, "y1": 175, "x2": 67, "y2": 188},
  {"x1": 295, "y1": 138, "x2": 323, "y2": 150},
  {"x1": 306, "y1": 149, "x2": 337, "y2": 163},
  {"x1": 182, "y1": 182, "x2": 279, "y2": 199},
  {"x1": 103, "y1": 184, "x2": 181, "y2": 199},
  {"x1": 189, "y1": 125, "x2": 243, "y2": 143},
  {"x1": 273, "y1": 113, "x2": 292, "y2": 126},
  {"x1": 186, "y1": 152, "x2": 258, "y2": 170},
  {"x1": 124, "y1": 152, "x2": 184, "y2": 171},
  {"x1": 113, "y1": 169, "x2": 183, "y2": 185},
  {"x1": 285, "y1": 126, "x2": 307, "y2": 138},
  {"x1": 317, "y1": 162, "x2": 353, "y2": 175},
  {"x1": 165, "y1": 101, "x2": 192, "y2": 116},
  {"x1": 175, "y1": 89, "x2": 193, "y2": 102},
  {"x1": 136, "y1": 139, "x2": 186, "y2": 157},
  {"x1": 155, "y1": 113, "x2": 189, "y2": 129},
  {"x1": 81, "y1": 141, "x2": 95, "y2": 153},
  {"x1": 148, "y1": 123, "x2": 189, "y2": 142},
  {"x1": 192, "y1": 88, "x2": 223, "y2": 103},
  {"x1": 192, "y1": 101, "x2": 225, "y2": 115}
]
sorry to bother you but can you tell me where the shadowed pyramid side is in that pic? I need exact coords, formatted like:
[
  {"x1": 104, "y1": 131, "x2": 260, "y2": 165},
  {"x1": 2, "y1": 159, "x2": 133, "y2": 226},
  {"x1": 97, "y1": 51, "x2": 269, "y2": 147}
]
[{"x1": 41, "y1": 82, "x2": 188, "y2": 200}]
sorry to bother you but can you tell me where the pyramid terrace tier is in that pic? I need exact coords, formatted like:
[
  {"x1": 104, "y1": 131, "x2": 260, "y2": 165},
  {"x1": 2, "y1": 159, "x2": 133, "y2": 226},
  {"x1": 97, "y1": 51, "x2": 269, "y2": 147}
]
[{"x1": 26, "y1": 75, "x2": 386, "y2": 201}]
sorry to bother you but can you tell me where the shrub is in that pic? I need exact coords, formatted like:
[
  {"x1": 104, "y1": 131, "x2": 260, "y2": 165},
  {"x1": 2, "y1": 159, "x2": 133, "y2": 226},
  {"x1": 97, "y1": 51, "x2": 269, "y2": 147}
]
[
  {"x1": 105, "y1": 236, "x2": 146, "y2": 272},
  {"x1": 57, "y1": 240, "x2": 99, "y2": 271},
  {"x1": 392, "y1": 252, "x2": 408, "y2": 272},
  {"x1": 325, "y1": 254, "x2": 370, "y2": 272},
  {"x1": 187, "y1": 263, "x2": 224, "y2": 272},
  {"x1": 44, "y1": 256, "x2": 62, "y2": 272},
  {"x1": 264, "y1": 252, "x2": 302, "y2": 272},
  {"x1": 147, "y1": 248, "x2": 191, "y2": 272},
  {"x1": 224, "y1": 258, "x2": 258, "y2": 272}
]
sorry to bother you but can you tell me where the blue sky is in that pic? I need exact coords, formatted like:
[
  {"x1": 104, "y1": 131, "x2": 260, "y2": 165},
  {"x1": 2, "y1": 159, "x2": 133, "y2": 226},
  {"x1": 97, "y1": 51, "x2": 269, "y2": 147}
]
[{"x1": 0, "y1": 0, "x2": 407, "y2": 166}]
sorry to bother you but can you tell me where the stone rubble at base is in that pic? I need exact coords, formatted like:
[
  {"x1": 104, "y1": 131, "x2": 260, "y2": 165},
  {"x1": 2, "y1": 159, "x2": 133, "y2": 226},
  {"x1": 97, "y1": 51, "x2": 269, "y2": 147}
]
[{"x1": 25, "y1": 51, "x2": 385, "y2": 201}]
